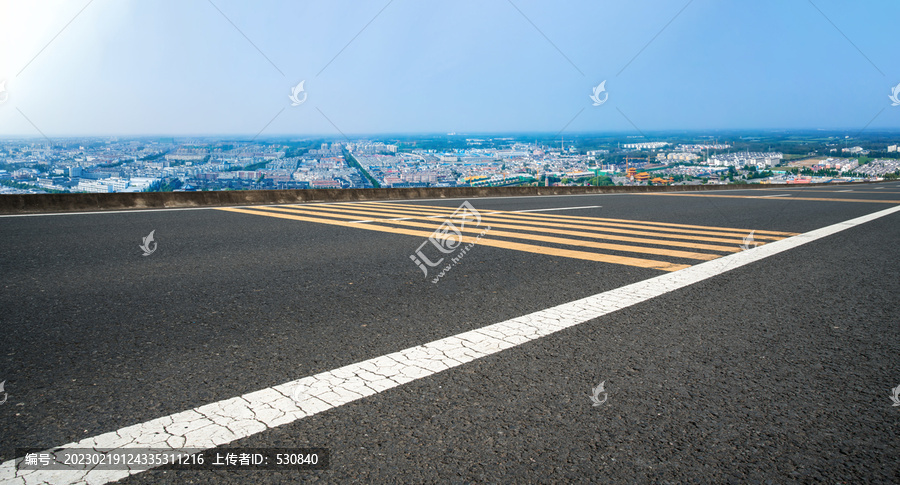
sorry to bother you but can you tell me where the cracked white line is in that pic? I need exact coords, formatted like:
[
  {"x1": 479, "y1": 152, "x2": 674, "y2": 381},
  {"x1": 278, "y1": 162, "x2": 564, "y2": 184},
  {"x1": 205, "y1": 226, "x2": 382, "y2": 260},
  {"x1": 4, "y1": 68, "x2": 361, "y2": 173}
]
[{"x1": 3, "y1": 204, "x2": 900, "y2": 484}]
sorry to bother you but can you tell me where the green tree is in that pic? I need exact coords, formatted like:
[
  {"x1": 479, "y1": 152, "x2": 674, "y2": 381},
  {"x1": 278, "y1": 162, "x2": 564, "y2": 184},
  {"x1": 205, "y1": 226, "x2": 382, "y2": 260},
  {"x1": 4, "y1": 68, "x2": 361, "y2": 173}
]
[{"x1": 588, "y1": 175, "x2": 614, "y2": 186}]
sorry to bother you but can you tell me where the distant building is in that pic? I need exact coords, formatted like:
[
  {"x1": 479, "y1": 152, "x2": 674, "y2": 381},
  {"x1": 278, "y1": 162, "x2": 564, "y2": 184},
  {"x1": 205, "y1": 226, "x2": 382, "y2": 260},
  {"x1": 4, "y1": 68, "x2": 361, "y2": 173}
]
[
  {"x1": 622, "y1": 142, "x2": 669, "y2": 150},
  {"x1": 402, "y1": 172, "x2": 437, "y2": 183},
  {"x1": 707, "y1": 152, "x2": 783, "y2": 168},
  {"x1": 565, "y1": 171, "x2": 595, "y2": 179},
  {"x1": 354, "y1": 142, "x2": 397, "y2": 155},
  {"x1": 77, "y1": 177, "x2": 134, "y2": 193},
  {"x1": 76, "y1": 180, "x2": 113, "y2": 193},
  {"x1": 678, "y1": 144, "x2": 730, "y2": 152},
  {"x1": 666, "y1": 152, "x2": 700, "y2": 162},
  {"x1": 165, "y1": 148, "x2": 207, "y2": 161},
  {"x1": 311, "y1": 179, "x2": 341, "y2": 189}
]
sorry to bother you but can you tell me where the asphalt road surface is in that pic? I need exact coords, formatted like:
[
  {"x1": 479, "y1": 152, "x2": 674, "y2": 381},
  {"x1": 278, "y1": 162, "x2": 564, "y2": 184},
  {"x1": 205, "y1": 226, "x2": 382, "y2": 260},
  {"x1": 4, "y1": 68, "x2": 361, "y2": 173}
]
[{"x1": 1, "y1": 183, "x2": 899, "y2": 483}]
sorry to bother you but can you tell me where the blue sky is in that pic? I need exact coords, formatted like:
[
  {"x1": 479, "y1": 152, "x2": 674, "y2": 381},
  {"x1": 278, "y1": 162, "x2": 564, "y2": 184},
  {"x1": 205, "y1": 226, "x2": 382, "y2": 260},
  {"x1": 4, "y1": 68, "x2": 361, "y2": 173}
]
[{"x1": 1, "y1": 0, "x2": 898, "y2": 137}]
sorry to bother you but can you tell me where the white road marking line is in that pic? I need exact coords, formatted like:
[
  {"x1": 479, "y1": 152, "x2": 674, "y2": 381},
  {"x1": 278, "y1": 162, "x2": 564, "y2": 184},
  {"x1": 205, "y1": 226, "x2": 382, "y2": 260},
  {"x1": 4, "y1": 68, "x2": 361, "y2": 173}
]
[
  {"x1": 346, "y1": 206, "x2": 600, "y2": 223},
  {"x1": 509, "y1": 205, "x2": 601, "y2": 213},
  {"x1": 5, "y1": 204, "x2": 900, "y2": 485},
  {"x1": 0, "y1": 196, "x2": 616, "y2": 219},
  {"x1": 0, "y1": 201, "x2": 372, "y2": 218},
  {"x1": 349, "y1": 216, "x2": 421, "y2": 223},
  {"x1": 836, "y1": 189, "x2": 853, "y2": 192},
  {"x1": 759, "y1": 194, "x2": 792, "y2": 198},
  {"x1": 347, "y1": 213, "x2": 462, "y2": 224},
  {"x1": 0, "y1": 206, "x2": 222, "y2": 218}
]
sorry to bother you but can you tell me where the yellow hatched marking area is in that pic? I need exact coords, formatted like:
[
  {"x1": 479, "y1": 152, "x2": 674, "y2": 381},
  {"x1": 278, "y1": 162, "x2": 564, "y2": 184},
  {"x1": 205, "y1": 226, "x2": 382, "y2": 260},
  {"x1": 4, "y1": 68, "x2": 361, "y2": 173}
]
[{"x1": 217, "y1": 202, "x2": 798, "y2": 272}]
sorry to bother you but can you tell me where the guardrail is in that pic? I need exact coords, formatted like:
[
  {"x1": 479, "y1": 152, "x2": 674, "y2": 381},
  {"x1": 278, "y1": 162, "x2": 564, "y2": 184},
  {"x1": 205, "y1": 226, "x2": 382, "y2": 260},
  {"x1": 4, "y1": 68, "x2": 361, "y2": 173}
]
[{"x1": 0, "y1": 182, "x2": 866, "y2": 214}]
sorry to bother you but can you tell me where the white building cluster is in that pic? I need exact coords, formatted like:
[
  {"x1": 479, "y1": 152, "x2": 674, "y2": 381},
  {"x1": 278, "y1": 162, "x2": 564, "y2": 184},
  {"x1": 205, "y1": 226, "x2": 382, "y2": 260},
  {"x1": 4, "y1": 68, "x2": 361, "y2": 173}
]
[
  {"x1": 678, "y1": 144, "x2": 730, "y2": 152},
  {"x1": 707, "y1": 152, "x2": 783, "y2": 168},
  {"x1": 622, "y1": 142, "x2": 669, "y2": 150},
  {"x1": 854, "y1": 159, "x2": 900, "y2": 177},
  {"x1": 352, "y1": 142, "x2": 397, "y2": 154},
  {"x1": 813, "y1": 158, "x2": 858, "y2": 172},
  {"x1": 660, "y1": 152, "x2": 700, "y2": 162},
  {"x1": 76, "y1": 177, "x2": 159, "y2": 193}
]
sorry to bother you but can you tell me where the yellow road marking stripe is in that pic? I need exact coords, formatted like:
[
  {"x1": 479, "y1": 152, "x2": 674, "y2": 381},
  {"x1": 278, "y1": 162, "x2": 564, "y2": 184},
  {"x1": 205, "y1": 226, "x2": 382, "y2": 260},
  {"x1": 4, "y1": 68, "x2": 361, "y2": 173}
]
[
  {"x1": 319, "y1": 202, "x2": 771, "y2": 239},
  {"x1": 217, "y1": 207, "x2": 691, "y2": 271},
  {"x1": 255, "y1": 206, "x2": 722, "y2": 260},
  {"x1": 284, "y1": 204, "x2": 761, "y2": 245},
  {"x1": 271, "y1": 205, "x2": 749, "y2": 251},
  {"x1": 361, "y1": 201, "x2": 799, "y2": 236},
  {"x1": 451, "y1": 211, "x2": 783, "y2": 240},
  {"x1": 270, "y1": 206, "x2": 743, "y2": 252}
]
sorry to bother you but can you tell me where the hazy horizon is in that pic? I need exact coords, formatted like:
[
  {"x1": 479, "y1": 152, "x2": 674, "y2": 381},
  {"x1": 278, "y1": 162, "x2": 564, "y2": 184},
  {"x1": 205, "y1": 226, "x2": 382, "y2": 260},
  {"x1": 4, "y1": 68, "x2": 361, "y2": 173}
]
[{"x1": 5, "y1": 128, "x2": 900, "y2": 143}]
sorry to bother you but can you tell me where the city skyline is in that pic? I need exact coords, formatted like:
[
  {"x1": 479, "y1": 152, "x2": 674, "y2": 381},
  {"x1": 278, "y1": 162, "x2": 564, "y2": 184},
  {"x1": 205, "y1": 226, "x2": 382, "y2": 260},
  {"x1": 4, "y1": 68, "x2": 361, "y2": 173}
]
[
  {"x1": 1, "y1": 0, "x2": 899, "y2": 137},
  {"x1": 4, "y1": 132, "x2": 898, "y2": 197}
]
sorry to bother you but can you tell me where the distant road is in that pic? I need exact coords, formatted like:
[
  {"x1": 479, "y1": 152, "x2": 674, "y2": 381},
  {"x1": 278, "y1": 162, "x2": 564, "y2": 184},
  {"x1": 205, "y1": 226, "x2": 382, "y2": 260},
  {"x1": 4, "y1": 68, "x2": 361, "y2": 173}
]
[{"x1": 2, "y1": 183, "x2": 899, "y2": 483}]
